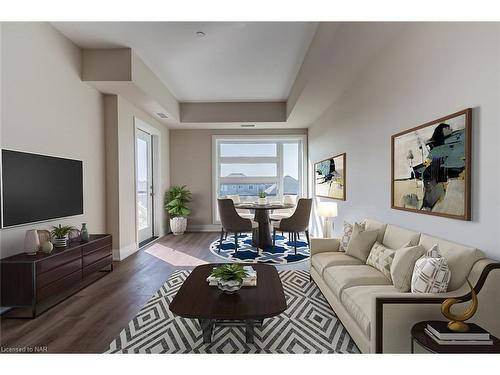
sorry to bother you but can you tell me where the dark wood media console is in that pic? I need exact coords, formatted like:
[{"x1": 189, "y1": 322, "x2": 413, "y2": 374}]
[{"x1": 0, "y1": 234, "x2": 112, "y2": 318}]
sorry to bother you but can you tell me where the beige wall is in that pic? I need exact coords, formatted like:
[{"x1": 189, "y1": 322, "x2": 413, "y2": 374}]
[
  {"x1": 0, "y1": 23, "x2": 106, "y2": 258},
  {"x1": 169, "y1": 128, "x2": 307, "y2": 228},
  {"x1": 108, "y1": 95, "x2": 170, "y2": 259},
  {"x1": 308, "y1": 23, "x2": 500, "y2": 259}
]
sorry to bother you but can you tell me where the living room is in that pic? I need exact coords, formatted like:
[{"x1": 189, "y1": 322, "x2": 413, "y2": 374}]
[{"x1": 1, "y1": 0, "x2": 500, "y2": 373}]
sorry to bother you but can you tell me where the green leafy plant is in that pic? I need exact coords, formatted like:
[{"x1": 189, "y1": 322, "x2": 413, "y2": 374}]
[
  {"x1": 165, "y1": 185, "x2": 192, "y2": 217},
  {"x1": 210, "y1": 264, "x2": 248, "y2": 284},
  {"x1": 258, "y1": 191, "x2": 267, "y2": 198},
  {"x1": 50, "y1": 224, "x2": 75, "y2": 239}
]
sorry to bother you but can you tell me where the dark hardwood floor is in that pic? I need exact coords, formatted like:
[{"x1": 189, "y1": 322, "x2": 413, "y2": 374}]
[{"x1": 0, "y1": 232, "x2": 308, "y2": 353}]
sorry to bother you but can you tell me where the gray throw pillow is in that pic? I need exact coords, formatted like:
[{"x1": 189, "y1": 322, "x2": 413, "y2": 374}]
[
  {"x1": 390, "y1": 245, "x2": 426, "y2": 291},
  {"x1": 346, "y1": 227, "x2": 379, "y2": 262}
]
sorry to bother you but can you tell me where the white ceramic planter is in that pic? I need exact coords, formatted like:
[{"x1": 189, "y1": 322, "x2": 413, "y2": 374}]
[
  {"x1": 258, "y1": 197, "x2": 267, "y2": 205},
  {"x1": 52, "y1": 237, "x2": 68, "y2": 248},
  {"x1": 217, "y1": 279, "x2": 242, "y2": 294},
  {"x1": 170, "y1": 217, "x2": 187, "y2": 235}
]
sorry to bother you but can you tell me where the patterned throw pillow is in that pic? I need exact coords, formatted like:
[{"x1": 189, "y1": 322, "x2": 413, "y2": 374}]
[
  {"x1": 339, "y1": 221, "x2": 366, "y2": 252},
  {"x1": 366, "y1": 242, "x2": 395, "y2": 280},
  {"x1": 411, "y1": 244, "x2": 451, "y2": 293}
]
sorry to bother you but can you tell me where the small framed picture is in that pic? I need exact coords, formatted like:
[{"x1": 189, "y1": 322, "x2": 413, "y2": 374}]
[{"x1": 314, "y1": 153, "x2": 346, "y2": 200}]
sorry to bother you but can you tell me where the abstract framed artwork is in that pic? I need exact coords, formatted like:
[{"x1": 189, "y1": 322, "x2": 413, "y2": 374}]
[
  {"x1": 315, "y1": 153, "x2": 346, "y2": 200},
  {"x1": 391, "y1": 108, "x2": 472, "y2": 221}
]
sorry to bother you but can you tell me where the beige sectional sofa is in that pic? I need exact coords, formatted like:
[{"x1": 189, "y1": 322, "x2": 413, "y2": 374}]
[{"x1": 310, "y1": 218, "x2": 500, "y2": 353}]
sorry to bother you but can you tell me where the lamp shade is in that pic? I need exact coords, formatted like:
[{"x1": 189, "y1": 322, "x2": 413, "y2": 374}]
[{"x1": 318, "y1": 202, "x2": 338, "y2": 218}]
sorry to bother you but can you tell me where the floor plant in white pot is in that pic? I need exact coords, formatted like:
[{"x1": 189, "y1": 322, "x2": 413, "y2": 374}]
[{"x1": 165, "y1": 185, "x2": 192, "y2": 235}]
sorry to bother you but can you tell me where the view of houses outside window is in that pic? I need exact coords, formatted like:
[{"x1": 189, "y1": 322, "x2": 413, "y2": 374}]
[{"x1": 214, "y1": 138, "x2": 305, "y2": 219}]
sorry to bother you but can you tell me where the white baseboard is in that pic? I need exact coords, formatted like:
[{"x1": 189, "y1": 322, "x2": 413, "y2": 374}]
[
  {"x1": 186, "y1": 224, "x2": 220, "y2": 232},
  {"x1": 112, "y1": 242, "x2": 139, "y2": 261}
]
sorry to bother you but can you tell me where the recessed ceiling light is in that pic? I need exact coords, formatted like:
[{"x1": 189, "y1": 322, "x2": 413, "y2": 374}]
[
  {"x1": 196, "y1": 31, "x2": 206, "y2": 37},
  {"x1": 240, "y1": 124, "x2": 255, "y2": 128}
]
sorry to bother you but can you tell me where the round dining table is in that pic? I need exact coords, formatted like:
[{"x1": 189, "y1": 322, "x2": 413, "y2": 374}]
[{"x1": 234, "y1": 202, "x2": 294, "y2": 248}]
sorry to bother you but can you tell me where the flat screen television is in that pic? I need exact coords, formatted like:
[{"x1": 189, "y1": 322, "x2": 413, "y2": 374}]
[{"x1": 1, "y1": 149, "x2": 83, "y2": 227}]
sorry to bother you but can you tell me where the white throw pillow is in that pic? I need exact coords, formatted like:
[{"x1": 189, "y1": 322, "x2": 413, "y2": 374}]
[
  {"x1": 339, "y1": 221, "x2": 365, "y2": 252},
  {"x1": 411, "y1": 244, "x2": 451, "y2": 293},
  {"x1": 391, "y1": 245, "x2": 426, "y2": 292},
  {"x1": 366, "y1": 242, "x2": 395, "y2": 280}
]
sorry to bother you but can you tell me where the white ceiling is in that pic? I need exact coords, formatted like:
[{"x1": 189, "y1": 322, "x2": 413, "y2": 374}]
[{"x1": 52, "y1": 22, "x2": 318, "y2": 102}]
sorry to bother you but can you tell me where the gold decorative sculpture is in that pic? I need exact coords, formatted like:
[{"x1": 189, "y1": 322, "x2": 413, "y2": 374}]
[{"x1": 441, "y1": 278, "x2": 478, "y2": 332}]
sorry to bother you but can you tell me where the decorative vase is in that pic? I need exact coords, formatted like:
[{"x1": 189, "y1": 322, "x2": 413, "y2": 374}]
[
  {"x1": 24, "y1": 229, "x2": 40, "y2": 254},
  {"x1": 41, "y1": 241, "x2": 54, "y2": 254},
  {"x1": 68, "y1": 228, "x2": 81, "y2": 242},
  {"x1": 37, "y1": 230, "x2": 51, "y2": 245},
  {"x1": 80, "y1": 223, "x2": 89, "y2": 242},
  {"x1": 217, "y1": 279, "x2": 242, "y2": 294},
  {"x1": 52, "y1": 237, "x2": 67, "y2": 248},
  {"x1": 258, "y1": 197, "x2": 267, "y2": 205},
  {"x1": 170, "y1": 217, "x2": 187, "y2": 235}
]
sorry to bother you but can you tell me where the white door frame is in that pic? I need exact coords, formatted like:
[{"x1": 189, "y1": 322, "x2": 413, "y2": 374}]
[{"x1": 134, "y1": 117, "x2": 162, "y2": 246}]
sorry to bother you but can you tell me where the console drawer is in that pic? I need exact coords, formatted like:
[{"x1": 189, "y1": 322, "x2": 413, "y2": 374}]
[
  {"x1": 36, "y1": 247, "x2": 81, "y2": 274},
  {"x1": 36, "y1": 258, "x2": 82, "y2": 288},
  {"x1": 36, "y1": 270, "x2": 82, "y2": 302},
  {"x1": 82, "y1": 236, "x2": 112, "y2": 254},
  {"x1": 82, "y1": 245, "x2": 111, "y2": 267},
  {"x1": 83, "y1": 255, "x2": 112, "y2": 278}
]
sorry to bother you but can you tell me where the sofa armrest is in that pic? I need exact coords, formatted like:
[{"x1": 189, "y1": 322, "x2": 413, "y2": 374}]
[
  {"x1": 310, "y1": 237, "x2": 341, "y2": 255},
  {"x1": 372, "y1": 260, "x2": 500, "y2": 353}
]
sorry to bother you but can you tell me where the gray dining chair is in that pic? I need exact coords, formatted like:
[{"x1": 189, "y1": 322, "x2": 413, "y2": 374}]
[
  {"x1": 217, "y1": 198, "x2": 258, "y2": 253},
  {"x1": 272, "y1": 198, "x2": 312, "y2": 254}
]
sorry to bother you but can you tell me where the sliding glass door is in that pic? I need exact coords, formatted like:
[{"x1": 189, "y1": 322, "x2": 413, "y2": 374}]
[{"x1": 136, "y1": 129, "x2": 154, "y2": 243}]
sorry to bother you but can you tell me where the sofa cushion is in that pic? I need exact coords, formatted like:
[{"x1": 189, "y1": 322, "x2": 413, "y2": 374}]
[
  {"x1": 323, "y1": 265, "x2": 392, "y2": 299},
  {"x1": 411, "y1": 244, "x2": 451, "y2": 293},
  {"x1": 311, "y1": 252, "x2": 363, "y2": 275},
  {"x1": 419, "y1": 234, "x2": 484, "y2": 291},
  {"x1": 382, "y1": 224, "x2": 420, "y2": 249},
  {"x1": 364, "y1": 219, "x2": 387, "y2": 243},
  {"x1": 341, "y1": 285, "x2": 402, "y2": 338},
  {"x1": 366, "y1": 242, "x2": 395, "y2": 280},
  {"x1": 391, "y1": 245, "x2": 426, "y2": 291},
  {"x1": 346, "y1": 226, "x2": 379, "y2": 262},
  {"x1": 339, "y1": 221, "x2": 365, "y2": 252}
]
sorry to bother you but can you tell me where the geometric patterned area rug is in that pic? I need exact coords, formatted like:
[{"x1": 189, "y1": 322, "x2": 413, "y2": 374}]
[
  {"x1": 208, "y1": 233, "x2": 310, "y2": 265},
  {"x1": 106, "y1": 270, "x2": 359, "y2": 353}
]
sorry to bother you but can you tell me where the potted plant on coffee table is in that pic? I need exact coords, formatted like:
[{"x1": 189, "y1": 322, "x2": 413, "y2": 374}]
[
  {"x1": 50, "y1": 224, "x2": 75, "y2": 247},
  {"x1": 210, "y1": 264, "x2": 249, "y2": 294},
  {"x1": 165, "y1": 185, "x2": 192, "y2": 235}
]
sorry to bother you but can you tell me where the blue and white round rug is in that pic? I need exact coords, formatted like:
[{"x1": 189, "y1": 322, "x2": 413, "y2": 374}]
[{"x1": 209, "y1": 233, "x2": 310, "y2": 265}]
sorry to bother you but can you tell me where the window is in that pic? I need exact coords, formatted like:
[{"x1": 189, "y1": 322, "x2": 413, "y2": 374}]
[{"x1": 212, "y1": 135, "x2": 306, "y2": 223}]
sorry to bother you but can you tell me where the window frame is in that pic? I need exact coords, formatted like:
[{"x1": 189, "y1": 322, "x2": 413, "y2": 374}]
[{"x1": 212, "y1": 134, "x2": 307, "y2": 224}]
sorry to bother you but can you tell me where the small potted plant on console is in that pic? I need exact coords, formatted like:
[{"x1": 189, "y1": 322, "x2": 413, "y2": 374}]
[{"x1": 50, "y1": 224, "x2": 75, "y2": 248}]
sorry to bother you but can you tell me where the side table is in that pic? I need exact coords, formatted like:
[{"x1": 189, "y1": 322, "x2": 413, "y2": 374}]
[{"x1": 411, "y1": 321, "x2": 500, "y2": 354}]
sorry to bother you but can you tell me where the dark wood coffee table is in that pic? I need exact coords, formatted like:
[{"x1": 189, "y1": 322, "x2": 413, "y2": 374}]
[{"x1": 169, "y1": 263, "x2": 287, "y2": 344}]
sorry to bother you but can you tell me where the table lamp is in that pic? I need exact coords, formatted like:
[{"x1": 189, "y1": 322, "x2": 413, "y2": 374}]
[{"x1": 318, "y1": 202, "x2": 338, "y2": 238}]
